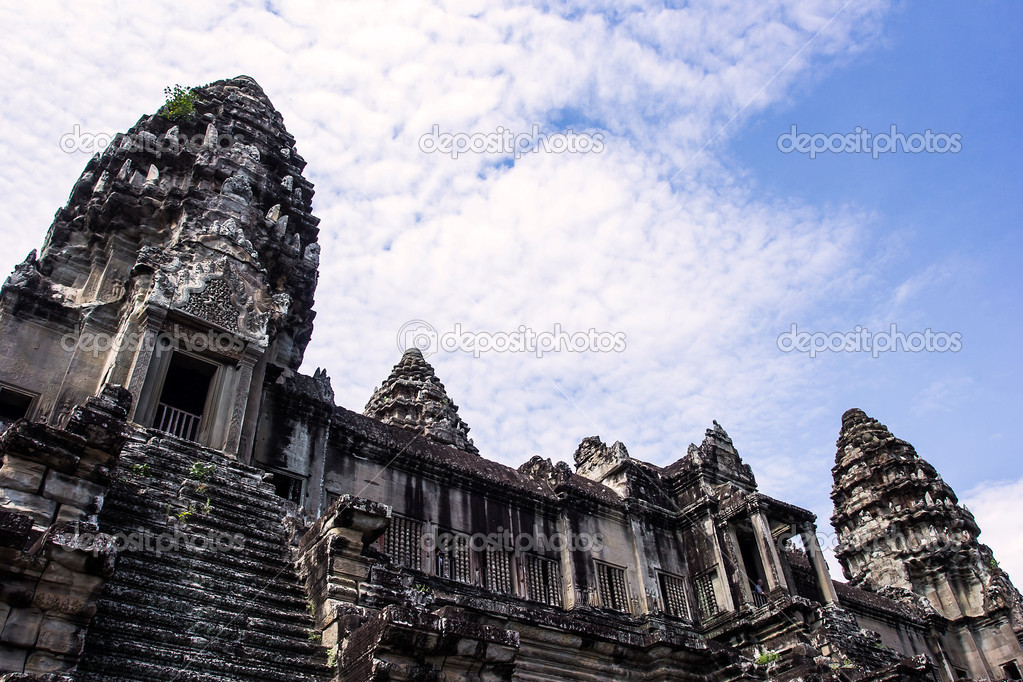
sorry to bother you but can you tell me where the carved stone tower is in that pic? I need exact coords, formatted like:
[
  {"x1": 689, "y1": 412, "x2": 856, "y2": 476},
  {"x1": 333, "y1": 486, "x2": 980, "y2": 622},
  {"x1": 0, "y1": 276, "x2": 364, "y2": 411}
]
[
  {"x1": 0, "y1": 76, "x2": 320, "y2": 456},
  {"x1": 363, "y1": 348, "x2": 478, "y2": 454},
  {"x1": 832, "y1": 408, "x2": 1023, "y2": 679}
]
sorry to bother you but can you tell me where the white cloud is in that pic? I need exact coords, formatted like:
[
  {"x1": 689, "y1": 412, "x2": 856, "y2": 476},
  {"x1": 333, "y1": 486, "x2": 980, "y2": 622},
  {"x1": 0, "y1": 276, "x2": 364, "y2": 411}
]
[
  {"x1": 963, "y1": 478, "x2": 1023, "y2": 585},
  {"x1": 0, "y1": 0, "x2": 895, "y2": 512}
]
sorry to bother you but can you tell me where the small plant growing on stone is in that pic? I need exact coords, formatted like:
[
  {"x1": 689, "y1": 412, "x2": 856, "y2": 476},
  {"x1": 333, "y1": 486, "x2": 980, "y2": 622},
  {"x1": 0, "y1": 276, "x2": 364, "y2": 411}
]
[
  {"x1": 201, "y1": 498, "x2": 212, "y2": 515},
  {"x1": 159, "y1": 84, "x2": 198, "y2": 121},
  {"x1": 189, "y1": 461, "x2": 214, "y2": 483},
  {"x1": 754, "y1": 651, "x2": 779, "y2": 665},
  {"x1": 326, "y1": 648, "x2": 338, "y2": 668},
  {"x1": 132, "y1": 462, "x2": 151, "y2": 477},
  {"x1": 175, "y1": 502, "x2": 196, "y2": 523},
  {"x1": 308, "y1": 630, "x2": 321, "y2": 642}
]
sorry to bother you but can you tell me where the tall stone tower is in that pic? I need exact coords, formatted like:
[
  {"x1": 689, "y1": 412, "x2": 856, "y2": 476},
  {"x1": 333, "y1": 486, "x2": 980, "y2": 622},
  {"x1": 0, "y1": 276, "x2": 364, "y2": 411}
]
[
  {"x1": 0, "y1": 76, "x2": 320, "y2": 456},
  {"x1": 832, "y1": 408, "x2": 1023, "y2": 679}
]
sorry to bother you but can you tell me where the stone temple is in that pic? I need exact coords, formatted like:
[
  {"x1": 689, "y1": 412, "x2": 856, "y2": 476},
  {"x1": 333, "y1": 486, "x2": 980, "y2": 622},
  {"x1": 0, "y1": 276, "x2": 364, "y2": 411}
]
[{"x1": 0, "y1": 76, "x2": 1021, "y2": 681}]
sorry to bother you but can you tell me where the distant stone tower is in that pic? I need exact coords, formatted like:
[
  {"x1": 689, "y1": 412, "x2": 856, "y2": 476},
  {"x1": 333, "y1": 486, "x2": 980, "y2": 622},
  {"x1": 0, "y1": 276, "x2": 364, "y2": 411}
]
[
  {"x1": 832, "y1": 408, "x2": 1023, "y2": 679},
  {"x1": 363, "y1": 347, "x2": 478, "y2": 454},
  {"x1": 0, "y1": 76, "x2": 320, "y2": 455}
]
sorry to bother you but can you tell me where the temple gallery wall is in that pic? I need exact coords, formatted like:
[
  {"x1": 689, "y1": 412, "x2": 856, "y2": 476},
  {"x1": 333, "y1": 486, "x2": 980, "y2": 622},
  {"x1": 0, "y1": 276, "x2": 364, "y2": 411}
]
[{"x1": 1, "y1": 76, "x2": 1021, "y2": 682}]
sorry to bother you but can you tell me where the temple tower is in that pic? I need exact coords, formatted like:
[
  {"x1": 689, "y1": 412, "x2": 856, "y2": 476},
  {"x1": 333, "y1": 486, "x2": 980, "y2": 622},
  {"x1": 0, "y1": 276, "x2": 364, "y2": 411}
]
[
  {"x1": 0, "y1": 76, "x2": 320, "y2": 456},
  {"x1": 832, "y1": 408, "x2": 1023, "y2": 679},
  {"x1": 363, "y1": 348, "x2": 478, "y2": 454}
]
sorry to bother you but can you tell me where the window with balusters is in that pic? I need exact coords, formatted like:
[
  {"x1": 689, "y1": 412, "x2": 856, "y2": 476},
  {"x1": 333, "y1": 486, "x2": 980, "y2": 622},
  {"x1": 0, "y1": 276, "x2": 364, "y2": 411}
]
[
  {"x1": 384, "y1": 514, "x2": 424, "y2": 571},
  {"x1": 658, "y1": 572, "x2": 691, "y2": 620},
  {"x1": 434, "y1": 531, "x2": 473, "y2": 584},
  {"x1": 523, "y1": 554, "x2": 563, "y2": 607},
  {"x1": 694, "y1": 570, "x2": 719, "y2": 620},
  {"x1": 594, "y1": 561, "x2": 629, "y2": 612}
]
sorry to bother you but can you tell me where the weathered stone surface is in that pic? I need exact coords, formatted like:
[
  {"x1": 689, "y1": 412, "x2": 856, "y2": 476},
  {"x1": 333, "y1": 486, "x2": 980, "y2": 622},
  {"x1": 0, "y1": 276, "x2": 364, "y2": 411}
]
[
  {"x1": 0, "y1": 608, "x2": 42, "y2": 648},
  {"x1": 0, "y1": 462, "x2": 46, "y2": 496},
  {"x1": 39, "y1": 472, "x2": 104, "y2": 510},
  {"x1": 0, "y1": 491, "x2": 55, "y2": 529},
  {"x1": 0, "y1": 644, "x2": 28, "y2": 674},
  {"x1": 31, "y1": 618, "x2": 82, "y2": 657},
  {"x1": 0, "y1": 512, "x2": 32, "y2": 550}
]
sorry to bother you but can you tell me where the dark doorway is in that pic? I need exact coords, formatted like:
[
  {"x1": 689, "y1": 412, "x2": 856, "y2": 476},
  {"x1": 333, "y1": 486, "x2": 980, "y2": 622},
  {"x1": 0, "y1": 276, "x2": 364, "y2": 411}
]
[
  {"x1": 736, "y1": 526, "x2": 767, "y2": 606},
  {"x1": 154, "y1": 353, "x2": 217, "y2": 441},
  {"x1": 0, "y1": 385, "x2": 34, "y2": 424},
  {"x1": 270, "y1": 471, "x2": 303, "y2": 504}
]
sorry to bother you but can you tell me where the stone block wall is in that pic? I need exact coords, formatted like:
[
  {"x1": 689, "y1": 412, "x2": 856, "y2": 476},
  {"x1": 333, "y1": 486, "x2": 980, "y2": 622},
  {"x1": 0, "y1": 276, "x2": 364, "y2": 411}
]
[{"x1": 0, "y1": 385, "x2": 129, "y2": 678}]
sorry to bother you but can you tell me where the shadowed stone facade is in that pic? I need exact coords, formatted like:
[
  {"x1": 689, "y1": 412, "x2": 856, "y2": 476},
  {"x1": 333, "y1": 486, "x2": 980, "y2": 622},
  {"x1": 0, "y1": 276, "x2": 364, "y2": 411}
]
[{"x1": 0, "y1": 76, "x2": 1020, "y2": 680}]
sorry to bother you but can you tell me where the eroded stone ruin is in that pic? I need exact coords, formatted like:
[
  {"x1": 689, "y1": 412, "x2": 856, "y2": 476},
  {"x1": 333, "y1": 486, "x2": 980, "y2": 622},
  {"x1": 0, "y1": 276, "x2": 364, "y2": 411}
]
[{"x1": 0, "y1": 76, "x2": 1021, "y2": 681}]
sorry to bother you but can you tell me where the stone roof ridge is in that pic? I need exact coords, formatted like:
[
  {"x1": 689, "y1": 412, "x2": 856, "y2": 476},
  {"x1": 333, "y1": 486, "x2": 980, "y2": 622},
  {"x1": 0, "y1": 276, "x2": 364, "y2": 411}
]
[
  {"x1": 363, "y1": 348, "x2": 479, "y2": 455},
  {"x1": 518, "y1": 455, "x2": 573, "y2": 489}
]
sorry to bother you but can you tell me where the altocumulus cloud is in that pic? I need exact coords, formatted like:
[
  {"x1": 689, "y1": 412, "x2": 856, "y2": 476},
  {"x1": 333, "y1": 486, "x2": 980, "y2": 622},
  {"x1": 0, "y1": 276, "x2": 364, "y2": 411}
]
[{"x1": 1, "y1": 0, "x2": 891, "y2": 514}]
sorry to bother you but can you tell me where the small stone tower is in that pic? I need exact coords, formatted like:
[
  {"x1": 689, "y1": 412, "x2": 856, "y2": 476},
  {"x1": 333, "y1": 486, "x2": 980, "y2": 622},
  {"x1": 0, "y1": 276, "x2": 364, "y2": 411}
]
[
  {"x1": 832, "y1": 408, "x2": 1023, "y2": 679},
  {"x1": 363, "y1": 348, "x2": 478, "y2": 454}
]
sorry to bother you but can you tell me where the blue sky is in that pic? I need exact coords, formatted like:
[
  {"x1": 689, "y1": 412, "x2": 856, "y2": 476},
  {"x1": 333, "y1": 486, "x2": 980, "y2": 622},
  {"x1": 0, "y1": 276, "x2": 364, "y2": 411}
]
[
  {"x1": 0, "y1": 0, "x2": 1020, "y2": 580},
  {"x1": 724, "y1": 1, "x2": 1023, "y2": 487}
]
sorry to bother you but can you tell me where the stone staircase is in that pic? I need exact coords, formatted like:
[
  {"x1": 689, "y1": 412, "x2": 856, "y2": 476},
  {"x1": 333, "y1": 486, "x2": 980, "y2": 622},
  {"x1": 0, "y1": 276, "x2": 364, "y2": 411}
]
[{"x1": 74, "y1": 426, "x2": 331, "y2": 682}]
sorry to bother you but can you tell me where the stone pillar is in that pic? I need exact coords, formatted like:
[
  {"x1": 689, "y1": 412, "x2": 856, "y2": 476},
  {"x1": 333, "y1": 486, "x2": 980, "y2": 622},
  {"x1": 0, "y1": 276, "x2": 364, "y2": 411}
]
[
  {"x1": 723, "y1": 523, "x2": 753, "y2": 604},
  {"x1": 708, "y1": 517, "x2": 736, "y2": 613},
  {"x1": 556, "y1": 509, "x2": 580, "y2": 609},
  {"x1": 752, "y1": 509, "x2": 788, "y2": 592},
  {"x1": 801, "y1": 525, "x2": 839, "y2": 604},
  {"x1": 223, "y1": 348, "x2": 259, "y2": 457},
  {"x1": 124, "y1": 307, "x2": 167, "y2": 424},
  {"x1": 237, "y1": 350, "x2": 268, "y2": 466},
  {"x1": 295, "y1": 496, "x2": 391, "y2": 653},
  {"x1": 628, "y1": 516, "x2": 654, "y2": 614}
]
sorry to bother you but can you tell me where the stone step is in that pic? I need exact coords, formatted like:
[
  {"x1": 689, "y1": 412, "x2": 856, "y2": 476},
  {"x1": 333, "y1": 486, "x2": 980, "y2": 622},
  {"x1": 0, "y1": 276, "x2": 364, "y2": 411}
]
[
  {"x1": 76, "y1": 424, "x2": 329, "y2": 682},
  {"x1": 87, "y1": 599, "x2": 321, "y2": 652},
  {"x1": 94, "y1": 571, "x2": 309, "y2": 619},
  {"x1": 75, "y1": 633, "x2": 330, "y2": 682},
  {"x1": 98, "y1": 498, "x2": 298, "y2": 560},
  {"x1": 116, "y1": 448, "x2": 297, "y2": 521}
]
